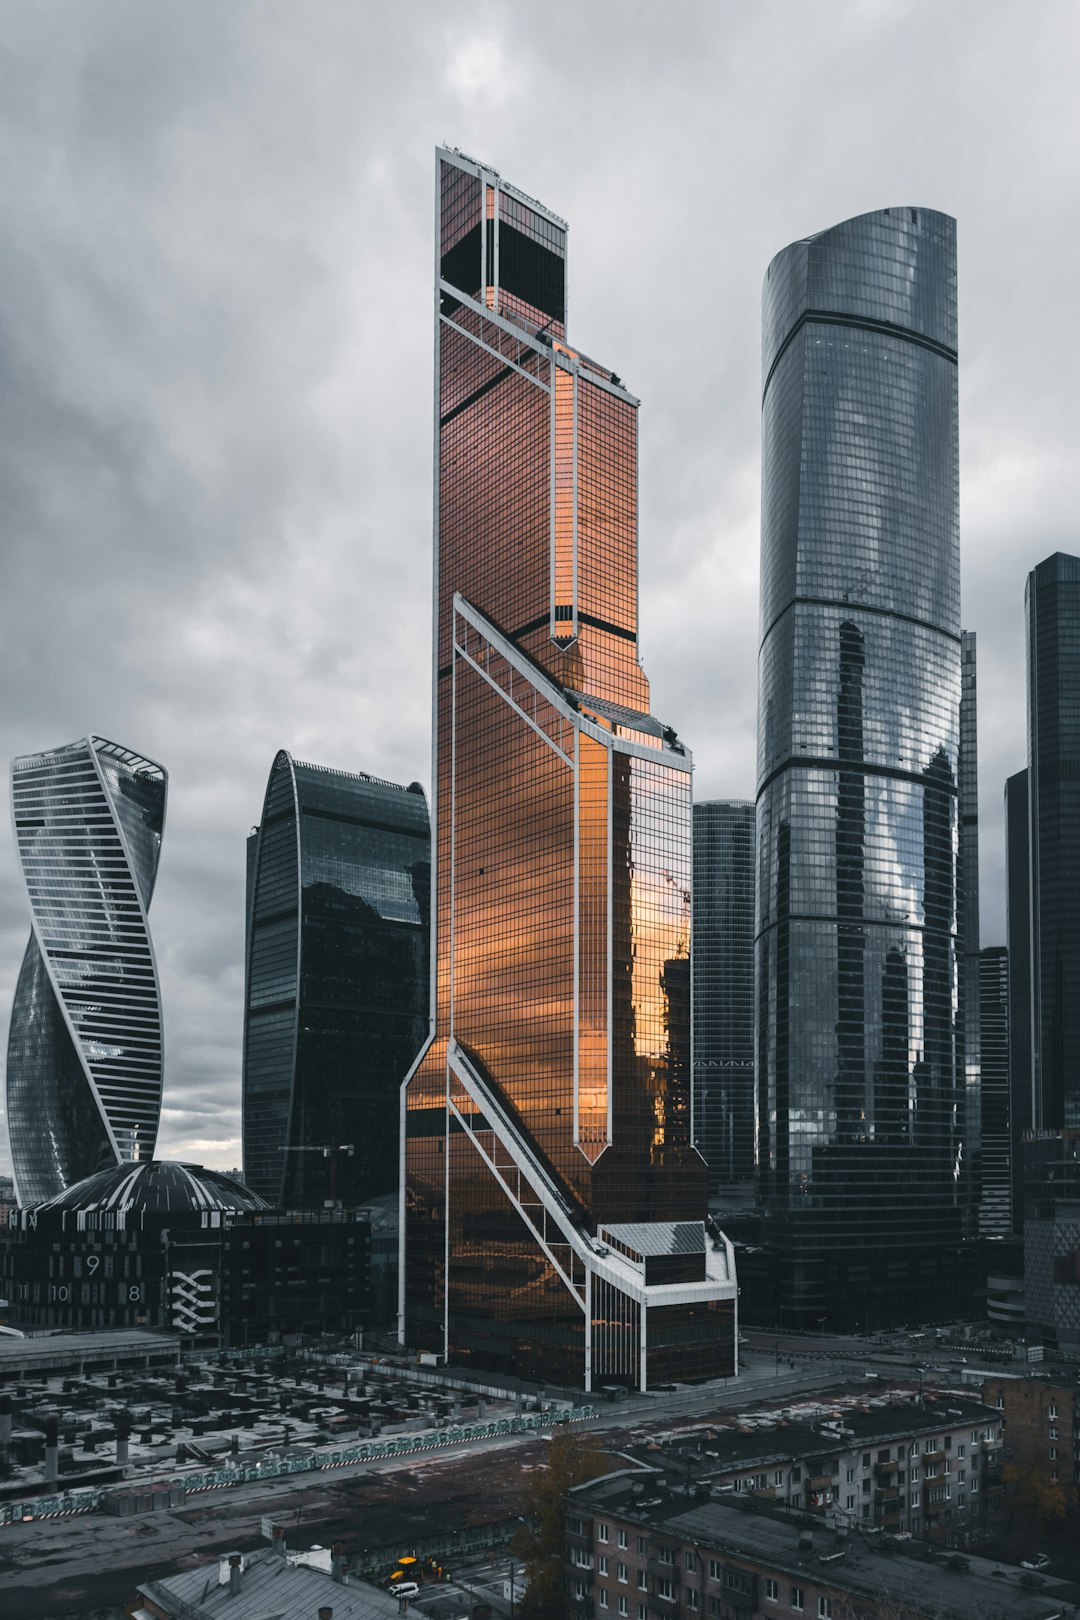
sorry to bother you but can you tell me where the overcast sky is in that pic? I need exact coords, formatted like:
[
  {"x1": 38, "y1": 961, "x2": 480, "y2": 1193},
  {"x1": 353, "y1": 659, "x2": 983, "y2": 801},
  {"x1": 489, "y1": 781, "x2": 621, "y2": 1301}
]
[{"x1": 2, "y1": 0, "x2": 1077, "y2": 1176}]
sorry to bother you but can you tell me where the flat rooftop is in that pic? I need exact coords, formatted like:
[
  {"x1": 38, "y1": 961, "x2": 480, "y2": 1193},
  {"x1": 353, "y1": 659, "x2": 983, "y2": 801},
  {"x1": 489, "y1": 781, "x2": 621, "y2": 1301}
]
[
  {"x1": 575, "y1": 1473, "x2": 1075, "y2": 1620},
  {"x1": 0, "y1": 1330, "x2": 180, "y2": 1376}
]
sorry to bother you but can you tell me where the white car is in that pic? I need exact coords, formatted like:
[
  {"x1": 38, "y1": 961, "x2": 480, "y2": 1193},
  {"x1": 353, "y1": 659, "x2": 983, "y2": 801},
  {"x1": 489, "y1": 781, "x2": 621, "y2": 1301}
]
[{"x1": 1021, "y1": 1554, "x2": 1051, "y2": 1572}]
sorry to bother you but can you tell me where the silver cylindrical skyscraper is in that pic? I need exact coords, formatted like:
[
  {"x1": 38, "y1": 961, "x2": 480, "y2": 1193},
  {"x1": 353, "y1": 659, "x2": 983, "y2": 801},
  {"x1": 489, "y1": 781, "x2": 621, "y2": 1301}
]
[{"x1": 756, "y1": 208, "x2": 966, "y2": 1330}]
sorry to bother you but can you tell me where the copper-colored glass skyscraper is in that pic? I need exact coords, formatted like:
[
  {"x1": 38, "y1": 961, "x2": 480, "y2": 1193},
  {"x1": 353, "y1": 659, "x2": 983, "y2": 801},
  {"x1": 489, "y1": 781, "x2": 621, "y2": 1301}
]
[{"x1": 400, "y1": 149, "x2": 736, "y2": 1390}]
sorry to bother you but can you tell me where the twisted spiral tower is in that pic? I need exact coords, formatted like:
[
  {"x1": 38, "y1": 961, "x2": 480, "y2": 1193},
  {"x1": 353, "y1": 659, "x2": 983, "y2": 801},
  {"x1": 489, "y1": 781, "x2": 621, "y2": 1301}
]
[{"x1": 7, "y1": 735, "x2": 167, "y2": 1204}]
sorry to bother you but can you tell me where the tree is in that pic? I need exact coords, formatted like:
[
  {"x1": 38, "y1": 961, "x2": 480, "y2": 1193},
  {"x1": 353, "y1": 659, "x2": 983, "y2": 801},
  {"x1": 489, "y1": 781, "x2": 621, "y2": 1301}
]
[{"x1": 512, "y1": 1429, "x2": 608, "y2": 1620}]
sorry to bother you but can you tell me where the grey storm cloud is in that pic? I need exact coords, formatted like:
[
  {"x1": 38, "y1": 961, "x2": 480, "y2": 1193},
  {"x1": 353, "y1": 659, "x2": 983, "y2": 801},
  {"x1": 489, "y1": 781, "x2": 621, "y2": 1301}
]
[{"x1": 2, "y1": 0, "x2": 1079, "y2": 1172}]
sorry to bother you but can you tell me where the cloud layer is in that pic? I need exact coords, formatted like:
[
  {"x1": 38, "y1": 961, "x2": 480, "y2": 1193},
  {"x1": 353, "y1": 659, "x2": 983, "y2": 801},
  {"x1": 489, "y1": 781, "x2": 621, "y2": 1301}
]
[{"x1": 2, "y1": 0, "x2": 1077, "y2": 1171}]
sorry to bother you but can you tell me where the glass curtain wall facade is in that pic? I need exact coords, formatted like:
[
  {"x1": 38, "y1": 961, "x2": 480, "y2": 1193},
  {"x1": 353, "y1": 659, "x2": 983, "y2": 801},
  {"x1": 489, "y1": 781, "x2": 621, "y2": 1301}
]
[
  {"x1": 978, "y1": 946, "x2": 1011, "y2": 1235},
  {"x1": 1026, "y1": 552, "x2": 1080, "y2": 1135},
  {"x1": 242, "y1": 752, "x2": 429, "y2": 1209},
  {"x1": 1005, "y1": 768, "x2": 1033, "y2": 1229},
  {"x1": 401, "y1": 148, "x2": 737, "y2": 1391},
  {"x1": 692, "y1": 800, "x2": 756, "y2": 1194},
  {"x1": 958, "y1": 631, "x2": 981, "y2": 1212},
  {"x1": 756, "y1": 208, "x2": 969, "y2": 1331},
  {"x1": 7, "y1": 736, "x2": 167, "y2": 1205}
]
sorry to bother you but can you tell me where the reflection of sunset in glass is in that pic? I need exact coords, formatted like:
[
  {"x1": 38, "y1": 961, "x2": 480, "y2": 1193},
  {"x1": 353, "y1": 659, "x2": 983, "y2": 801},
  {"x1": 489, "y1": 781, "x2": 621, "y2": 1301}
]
[{"x1": 402, "y1": 149, "x2": 735, "y2": 1390}]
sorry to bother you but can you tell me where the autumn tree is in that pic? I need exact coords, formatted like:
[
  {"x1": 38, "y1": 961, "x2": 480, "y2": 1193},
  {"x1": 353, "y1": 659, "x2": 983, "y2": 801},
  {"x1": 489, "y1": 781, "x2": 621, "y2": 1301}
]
[{"x1": 512, "y1": 1429, "x2": 609, "y2": 1620}]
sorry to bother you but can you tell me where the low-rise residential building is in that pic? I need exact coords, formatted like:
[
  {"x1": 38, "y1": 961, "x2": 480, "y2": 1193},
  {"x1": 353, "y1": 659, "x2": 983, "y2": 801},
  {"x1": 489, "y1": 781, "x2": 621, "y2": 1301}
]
[
  {"x1": 136, "y1": 1544, "x2": 402, "y2": 1620},
  {"x1": 983, "y1": 1374, "x2": 1079, "y2": 1499},
  {"x1": 630, "y1": 1389, "x2": 1005, "y2": 1545},
  {"x1": 566, "y1": 1470, "x2": 1073, "y2": 1620}
]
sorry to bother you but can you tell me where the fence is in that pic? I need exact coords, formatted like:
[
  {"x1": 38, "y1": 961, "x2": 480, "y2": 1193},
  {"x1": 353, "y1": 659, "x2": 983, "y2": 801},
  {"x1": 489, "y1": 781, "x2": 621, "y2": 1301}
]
[{"x1": 0, "y1": 1407, "x2": 598, "y2": 1527}]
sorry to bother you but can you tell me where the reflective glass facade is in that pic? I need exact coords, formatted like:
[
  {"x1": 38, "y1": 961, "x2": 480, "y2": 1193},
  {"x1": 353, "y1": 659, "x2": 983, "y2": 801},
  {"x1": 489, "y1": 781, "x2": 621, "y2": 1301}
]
[
  {"x1": 978, "y1": 946, "x2": 1011, "y2": 1236},
  {"x1": 402, "y1": 149, "x2": 737, "y2": 1390},
  {"x1": 242, "y1": 752, "x2": 429, "y2": 1208},
  {"x1": 1026, "y1": 553, "x2": 1080, "y2": 1134},
  {"x1": 1005, "y1": 768, "x2": 1033, "y2": 1229},
  {"x1": 692, "y1": 801, "x2": 756, "y2": 1193},
  {"x1": 756, "y1": 209, "x2": 970, "y2": 1330},
  {"x1": 7, "y1": 736, "x2": 167, "y2": 1204}
]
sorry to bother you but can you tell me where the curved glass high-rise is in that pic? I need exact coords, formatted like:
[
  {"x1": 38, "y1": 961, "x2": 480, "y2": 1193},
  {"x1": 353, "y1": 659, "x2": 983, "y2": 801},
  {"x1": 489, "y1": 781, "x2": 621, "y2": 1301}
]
[
  {"x1": 756, "y1": 208, "x2": 968, "y2": 1330},
  {"x1": 7, "y1": 736, "x2": 167, "y2": 1205},
  {"x1": 242, "y1": 751, "x2": 430, "y2": 1209},
  {"x1": 401, "y1": 149, "x2": 737, "y2": 1390}
]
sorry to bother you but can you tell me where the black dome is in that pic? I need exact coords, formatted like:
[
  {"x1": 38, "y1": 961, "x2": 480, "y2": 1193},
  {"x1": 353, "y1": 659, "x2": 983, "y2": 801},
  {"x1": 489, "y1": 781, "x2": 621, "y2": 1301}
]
[{"x1": 33, "y1": 1160, "x2": 269, "y2": 1216}]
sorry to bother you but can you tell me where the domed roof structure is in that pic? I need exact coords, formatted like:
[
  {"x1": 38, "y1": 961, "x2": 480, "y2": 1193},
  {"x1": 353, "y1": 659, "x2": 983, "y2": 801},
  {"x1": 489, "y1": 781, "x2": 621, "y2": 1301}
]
[{"x1": 33, "y1": 1160, "x2": 269, "y2": 1217}]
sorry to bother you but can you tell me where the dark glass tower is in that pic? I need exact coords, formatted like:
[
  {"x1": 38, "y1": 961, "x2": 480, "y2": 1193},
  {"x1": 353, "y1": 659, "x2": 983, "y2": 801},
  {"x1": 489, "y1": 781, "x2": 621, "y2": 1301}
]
[
  {"x1": 692, "y1": 800, "x2": 756, "y2": 1194},
  {"x1": 978, "y1": 945, "x2": 1011, "y2": 1235},
  {"x1": 1005, "y1": 768, "x2": 1033, "y2": 1228},
  {"x1": 1026, "y1": 552, "x2": 1080, "y2": 1133},
  {"x1": 958, "y1": 631, "x2": 981, "y2": 1210},
  {"x1": 242, "y1": 752, "x2": 430, "y2": 1209},
  {"x1": 401, "y1": 149, "x2": 737, "y2": 1391},
  {"x1": 756, "y1": 208, "x2": 968, "y2": 1331},
  {"x1": 7, "y1": 736, "x2": 166, "y2": 1205}
]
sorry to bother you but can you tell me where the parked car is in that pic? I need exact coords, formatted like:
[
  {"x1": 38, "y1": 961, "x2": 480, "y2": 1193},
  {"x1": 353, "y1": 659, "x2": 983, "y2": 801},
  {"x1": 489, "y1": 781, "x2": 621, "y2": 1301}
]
[{"x1": 1021, "y1": 1554, "x2": 1051, "y2": 1572}]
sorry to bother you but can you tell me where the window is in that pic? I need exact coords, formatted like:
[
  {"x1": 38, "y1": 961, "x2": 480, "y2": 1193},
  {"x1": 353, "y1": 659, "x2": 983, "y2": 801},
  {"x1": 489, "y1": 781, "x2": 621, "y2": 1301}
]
[
  {"x1": 569, "y1": 1517, "x2": 583, "y2": 1535},
  {"x1": 637, "y1": 1607, "x2": 647, "y2": 1620},
  {"x1": 575, "y1": 1582, "x2": 588, "y2": 1601},
  {"x1": 845, "y1": 1494, "x2": 855, "y2": 1510},
  {"x1": 910, "y1": 1442, "x2": 920, "y2": 1458},
  {"x1": 617, "y1": 1563, "x2": 628, "y2": 1584},
  {"x1": 657, "y1": 1579, "x2": 674, "y2": 1601},
  {"x1": 775, "y1": 1471, "x2": 785, "y2": 1487},
  {"x1": 599, "y1": 1590, "x2": 609, "y2": 1609},
  {"x1": 996, "y1": 1396, "x2": 1004, "y2": 1409},
  {"x1": 944, "y1": 1436, "x2": 952, "y2": 1451},
  {"x1": 957, "y1": 1470, "x2": 966, "y2": 1486},
  {"x1": 1049, "y1": 1427, "x2": 1058, "y2": 1439},
  {"x1": 861, "y1": 1504, "x2": 870, "y2": 1520},
  {"x1": 637, "y1": 1571, "x2": 647, "y2": 1591},
  {"x1": 910, "y1": 1468, "x2": 920, "y2": 1483},
  {"x1": 637, "y1": 1538, "x2": 647, "y2": 1557},
  {"x1": 687, "y1": 1589, "x2": 699, "y2": 1611},
  {"x1": 862, "y1": 1453, "x2": 871, "y2": 1468},
  {"x1": 818, "y1": 1600, "x2": 833, "y2": 1619},
  {"x1": 708, "y1": 1560, "x2": 721, "y2": 1582},
  {"x1": 765, "y1": 1579, "x2": 779, "y2": 1601},
  {"x1": 656, "y1": 1548, "x2": 674, "y2": 1566},
  {"x1": 956, "y1": 1444, "x2": 966, "y2": 1459},
  {"x1": 862, "y1": 1479, "x2": 870, "y2": 1495},
  {"x1": 1049, "y1": 1402, "x2": 1058, "y2": 1419},
  {"x1": 1049, "y1": 1447, "x2": 1058, "y2": 1460},
  {"x1": 972, "y1": 1478, "x2": 979, "y2": 1493},
  {"x1": 618, "y1": 1530, "x2": 628, "y2": 1550},
  {"x1": 599, "y1": 1557, "x2": 608, "y2": 1576},
  {"x1": 845, "y1": 1468, "x2": 855, "y2": 1483},
  {"x1": 685, "y1": 1553, "x2": 697, "y2": 1574},
  {"x1": 598, "y1": 1522, "x2": 609, "y2": 1543},
  {"x1": 707, "y1": 1601, "x2": 722, "y2": 1618},
  {"x1": 911, "y1": 1491, "x2": 921, "y2": 1509},
  {"x1": 1051, "y1": 1468, "x2": 1059, "y2": 1482},
  {"x1": 791, "y1": 1588, "x2": 804, "y2": 1612},
  {"x1": 792, "y1": 1467, "x2": 802, "y2": 1483},
  {"x1": 618, "y1": 1599, "x2": 628, "y2": 1618},
  {"x1": 877, "y1": 1449, "x2": 890, "y2": 1463}
]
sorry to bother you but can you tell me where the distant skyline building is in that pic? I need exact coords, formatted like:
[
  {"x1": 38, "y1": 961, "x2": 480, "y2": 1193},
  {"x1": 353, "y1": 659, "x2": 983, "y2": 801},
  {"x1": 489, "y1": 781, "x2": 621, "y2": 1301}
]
[
  {"x1": 1026, "y1": 552, "x2": 1080, "y2": 1134},
  {"x1": 1005, "y1": 767, "x2": 1033, "y2": 1230},
  {"x1": 7, "y1": 736, "x2": 167, "y2": 1205},
  {"x1": 401, "y1": 148, "x2": 736, "y2": 1390},
  {"x1": 692, "y1": 800, "x2": 756, "y2": 1194},
  {"x1": 978, "y1": 945, "x2": 1011, "y2": 1236},
  {"x1": 755, "y1": 207, "x2": 969, "y2": 1330},
  {"x1": 242, "y1": 751, "x2": 429, "y2": 1209},
  {"x1": 959, "y1": 630, "x2": 981, "y2": 1213}
]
